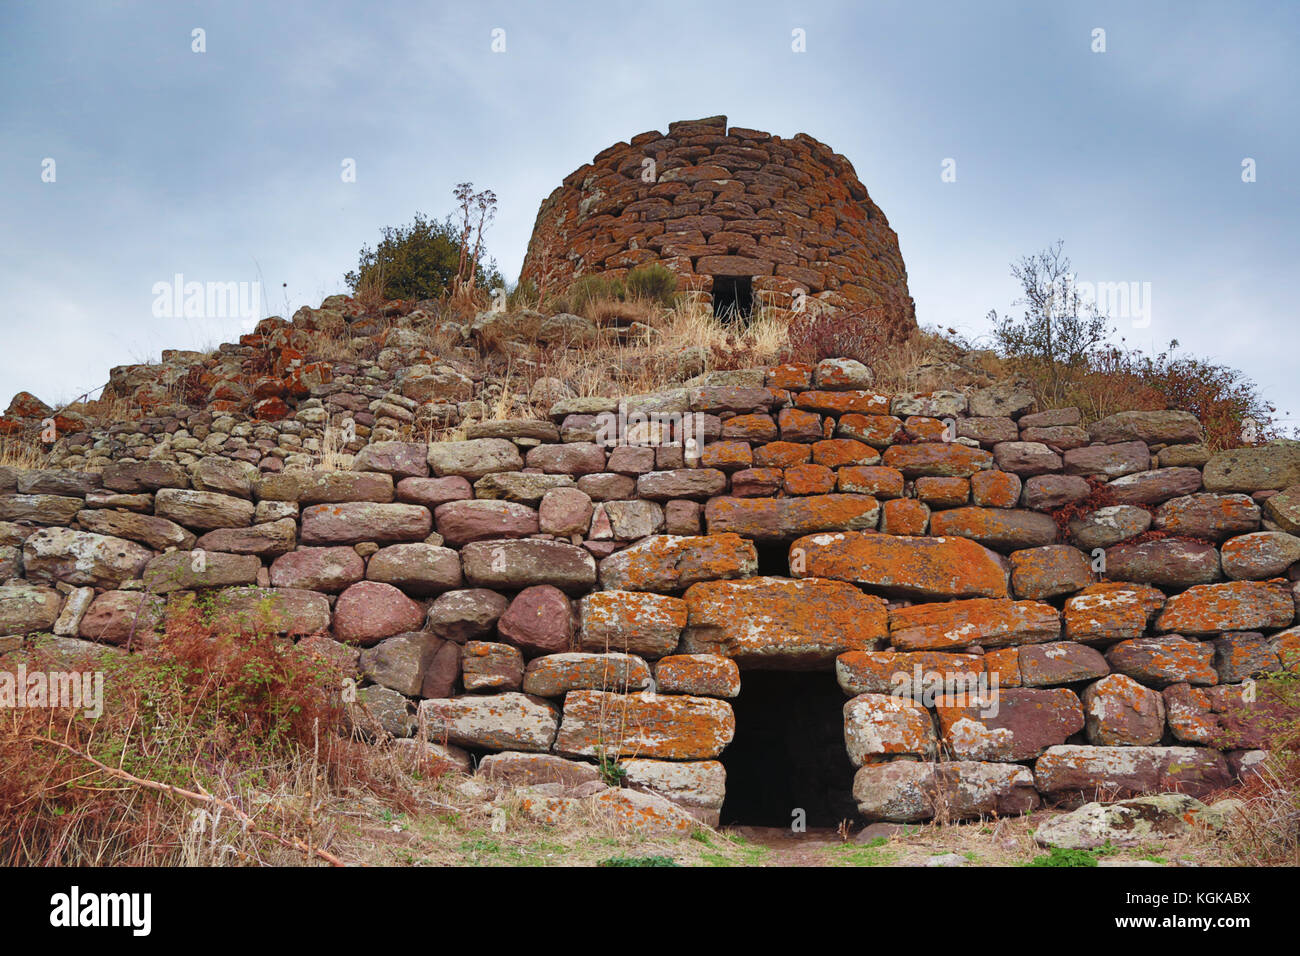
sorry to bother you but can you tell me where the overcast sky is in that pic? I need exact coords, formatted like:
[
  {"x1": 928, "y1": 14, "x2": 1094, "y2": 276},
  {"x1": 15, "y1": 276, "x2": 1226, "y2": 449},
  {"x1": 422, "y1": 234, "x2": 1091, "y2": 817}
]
[{"x1": 2, "y1": 0, "x2": 1296, "y2": 426}]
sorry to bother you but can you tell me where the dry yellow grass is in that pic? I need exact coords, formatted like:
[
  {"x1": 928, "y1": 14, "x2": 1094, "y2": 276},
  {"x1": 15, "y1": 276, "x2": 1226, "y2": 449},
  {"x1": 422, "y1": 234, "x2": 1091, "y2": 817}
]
[
  {"x1": 486, "y1": 297, "x2": 797, "y2": 406},
  {"x1": 0, "y1": 436, "x2": 49, "y2": 470},
  {"x1": 579, "y1": 294, "x2": 660, "y2": 329},
  {"x1": 313, "y1": 422, "x2": 355, "y2": 470}
]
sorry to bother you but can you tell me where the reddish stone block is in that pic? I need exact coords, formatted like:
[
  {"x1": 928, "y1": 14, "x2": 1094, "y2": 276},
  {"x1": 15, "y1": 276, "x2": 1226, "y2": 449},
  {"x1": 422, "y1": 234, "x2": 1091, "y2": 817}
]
[
  {"x1": 836, "y1": 414, "x2": 904, "y2": 448},
  {"x1": 971, "y1": 470, "x2": 1022, "y2": 508},
  {"x1": 881, "y1": 497, "x2": 929, "y2": 535},
  {"x1": 792, "y1": 531, "x2": 1010, "y2": 599},
  {"x1": 795, "y1": 390, "x2": 891, "y2": 416},
  {"x1": 753, "y1": 441, "x2": 811, "y2": 468},
  {"x1": 1082, "y1": 674, "x2": 1165, "y2": 746},
  {"x1": 1009, "y1": 544, "x2": 1094, "y2": 600},
  {"x1": 1156, "y1": 580, "x2": 1294, "y2": 635},
  {"x1": 777, "y1": 407, "x2": 823, "y2": 443},
  {"x1": 915, "y1": 476, "x2": 969, "y2": 509},
  {"x1": 889, "y1": 598, "x2": 1061, "y2": 651},
  {"x1": 936, "y1": 688, "x2": 1084, "y2": 761},
  {"x1": 838, "y1": 465, "x2": 905, "y2": 498},
  {"x1": 811, "y1": 438, "x2": 879, "y2": 468},
  {"x1": 783, "y1": 463, "x2": 836, "y2": 495},
  {"x1": 882, "y1": 443, "x2": 994, "y2": 478}
]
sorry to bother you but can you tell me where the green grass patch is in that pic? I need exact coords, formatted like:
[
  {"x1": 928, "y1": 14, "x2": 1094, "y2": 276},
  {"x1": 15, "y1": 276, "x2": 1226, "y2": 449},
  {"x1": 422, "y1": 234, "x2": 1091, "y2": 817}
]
[
  {"x1": 599, "y1": 854, "x2": 679, "y2": 867},
  {"x1": 831, "y1": 841, "x2": 897, "y2": 866}
]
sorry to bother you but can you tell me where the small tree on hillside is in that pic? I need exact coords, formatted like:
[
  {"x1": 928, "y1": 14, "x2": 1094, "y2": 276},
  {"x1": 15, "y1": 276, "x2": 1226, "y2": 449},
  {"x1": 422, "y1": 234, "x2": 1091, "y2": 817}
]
[
  {"x1": 346, "y1": 189, "x2": 502, "y2": 303},
  {"x1": 453, "y1": 182, "x2": 498, "y2": 295},
  {"x1": 988, "y1": 240, "x2": 1113, "y2": 404}
]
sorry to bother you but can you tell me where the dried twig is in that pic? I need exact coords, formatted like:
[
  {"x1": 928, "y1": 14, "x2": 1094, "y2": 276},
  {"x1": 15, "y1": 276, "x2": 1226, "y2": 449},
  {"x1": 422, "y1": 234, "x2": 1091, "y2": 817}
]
[{"x1": 24, "y1": 735, "x2": 346, "y2": 867}]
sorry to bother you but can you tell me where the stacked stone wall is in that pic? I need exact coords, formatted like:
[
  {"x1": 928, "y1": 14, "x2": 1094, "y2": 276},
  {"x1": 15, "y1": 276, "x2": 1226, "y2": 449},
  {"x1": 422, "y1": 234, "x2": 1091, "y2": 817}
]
[
  {"x1": 4, "y1": 357, "x2": 1298, "y2": 827},
  {"x1": 520, "y1": 116, "x2": 916, "y2": 341}
]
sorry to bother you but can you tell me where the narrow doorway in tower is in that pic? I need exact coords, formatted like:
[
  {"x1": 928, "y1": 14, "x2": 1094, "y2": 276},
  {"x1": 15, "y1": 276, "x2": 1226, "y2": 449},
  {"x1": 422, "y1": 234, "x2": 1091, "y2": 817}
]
[{"x1": 711, "y1": 275, "x2": 753, "y2": 323}]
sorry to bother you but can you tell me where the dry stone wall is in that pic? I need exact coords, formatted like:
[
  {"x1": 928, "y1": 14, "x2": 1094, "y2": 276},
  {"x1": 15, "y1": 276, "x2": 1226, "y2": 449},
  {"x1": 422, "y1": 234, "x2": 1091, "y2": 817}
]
[
  {"x1": 521, "y1": 116, "x2": 917, "y2": 340},
  {"x1": 4, "y1": 357, "x2": 1299, "y2": 828},
  {"x1": 2, "y1": 297, "x2": 554, "y2": 465}
]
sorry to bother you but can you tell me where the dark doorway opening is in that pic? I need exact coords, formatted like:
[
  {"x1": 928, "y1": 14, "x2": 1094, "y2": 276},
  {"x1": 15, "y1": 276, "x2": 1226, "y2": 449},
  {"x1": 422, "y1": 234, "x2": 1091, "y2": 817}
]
[
  {"x1": 711, "y1": 275, "x2": 753, "y2": 323},
  {"x1": 753, "y1": 541, "x2": 789, "y2": 576},
  {"x1": 719, "y1": 670, "x2": 858, "y2": 828}
]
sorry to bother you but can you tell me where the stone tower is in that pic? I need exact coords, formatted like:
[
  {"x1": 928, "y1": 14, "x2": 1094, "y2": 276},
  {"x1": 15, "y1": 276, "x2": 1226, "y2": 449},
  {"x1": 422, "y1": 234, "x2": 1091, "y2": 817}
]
[{"x1": 520, "y1": 115, "x2": 916, "y2": 339}]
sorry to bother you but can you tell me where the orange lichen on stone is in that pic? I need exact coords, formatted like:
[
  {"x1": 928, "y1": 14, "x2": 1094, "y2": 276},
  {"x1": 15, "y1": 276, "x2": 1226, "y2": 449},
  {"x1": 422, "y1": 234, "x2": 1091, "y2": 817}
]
[
  {"x1": 791, "y1": 531, "x2": 1009, "y2": 600},
  {"x1": 1105, "y1": 635, "x2": 1218, "y2": 686},
  {"x1": 577, "y1": 590, "x2": 687, "y2": 657},
  {"x1": 881, "y1": 498, "x2": 929, "y2": 535},
  {"x1": 929, "y1": 507, "x2": 1059, "y2": 549},
  {"x1": 936, "y1": 688, "x2": 1084, "y2": 761},
  {"x1": 520, "y1": 652, "x2": 652, "y2": 696},
  {"x1": 1082, "y1": 674, "x2": 1165, "y2": 746},
  {"x1": 882, "y1": 443, "x2": 994, "y2": 478},
  {"x1": 1155, "y1": 580, "x2": 1294, "y2": 635},
  {"x1": 903, "y1": 416, "x2": 948, "y2": 442},
  {"x1": 1008, "y1": 544, "x2": 1094, "y2": 599},
  {"x1": 836, "y1": 414, "x2": 903, "y2": 448},
  {"x1": 888, "y1": 597, "x2": 1061, "y2": 651},
  {"x1": 700, "y1": 440, "x2": 753, "y2": 471},
  {"x1": 705, "y1": 494, "x2": 879, "y2": 540},
  {"x1": 1063, "y1": 582, "x2": 1166, "y2": 643},
  {"x1": 837, "y1": 465, "x2": 905, "y2": 498},
  {"x1": 811, "y1": 438, "x2": 879, "y2": 469},
  {"x1": 588, "y1": 788, "x2": 696, "y2": 835},
  {"x1": 983, "y1": 647, "x2": 1022, "y2": 687},
  {"x1": 753, "y1": 441, "x2": 812, "y2": 468},
  {"x1": 915, "y1": 476, "x2": 970, "y2": 508},
  {"x1": 1274, "y1": 627, "x2": 1300, "y2": 671},
  {"x1": 835, "y1": 649, "x2": 983, "y2": 696},
  {"x1": 1163, "y1": 683, "x2": 1222, "y2": 744},
  {"x1": 971, "y1": 470, "x2": 1022, "y2": 508},
  {"x1": 681, "y1": 576, "x2": 888, "y2": 668},
  {"x1": 654, "y1": 653, "x2": 742, "y2": 697},
  {"x1": 1032, "y1": 744, "x2": 1231, "y2": 799},
  {"x1": 1165, "y1": 682, "x2": 1273, "y2": 749},
  {"x1": 554, "y1": 690, "x2": 735, "y2": 759},
  {"x1": 782, "y1": 463, "x2": 836, "y2": 495},
  {"x1": 777, "y1": 407, "x2": 822, "y2": 443},
  {"x1": 721, "y1": 414, "x2": 778, "y2": 443},
  {"x1": 766, "y1": 363, "x2": 813, "y2": 391},
  {"x1": 795, "y1": 391, "x2": 892, "y2": 416},
  {"x1": 843, "y1": 693, "x2": 937, "y2": 764},
  {"x1": 596, "y1": 533, "x2": 757, "y2": 592}
]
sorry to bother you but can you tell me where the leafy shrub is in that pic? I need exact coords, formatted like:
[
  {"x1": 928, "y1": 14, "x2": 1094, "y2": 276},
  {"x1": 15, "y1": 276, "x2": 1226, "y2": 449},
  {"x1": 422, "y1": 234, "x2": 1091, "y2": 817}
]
[
  {"x1": 1011, "y1": 341, "x2": 1287, "y2": 450},
  {"x1": 562, "y1": 275, "x2": 625, "y2": 315},
  {"x1": 1047, "y1": 476, "x2": 1118, "y2": 540},
  {"x1": 596, "y1": 752, "x2": 627, "y2": 787},
  {"x1": 345, "y1": 212, "x2": 503, "y2": 302},
  {"x1": 986, "y1": 243, "x2": 1289, "y2": 448},
  {"x1": 624, "y1": 263, "x2": 679, "y2": 306},
  {"x1": 550, "y1": 265, "x2": 677, "y2": 318},
  {"x1": 987, "y1": 241, "x2": 1112, "y2": 405},
  {"x1": 1101, "y1": 343, "x2": 1283, "y2": 449}
]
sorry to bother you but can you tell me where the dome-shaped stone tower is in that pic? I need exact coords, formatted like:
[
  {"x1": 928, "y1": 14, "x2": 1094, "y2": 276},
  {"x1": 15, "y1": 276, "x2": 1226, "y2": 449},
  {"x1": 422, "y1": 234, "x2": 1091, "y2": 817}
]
[{"x1": 520, "y1": 115, "x2": 915, "y2": 339}]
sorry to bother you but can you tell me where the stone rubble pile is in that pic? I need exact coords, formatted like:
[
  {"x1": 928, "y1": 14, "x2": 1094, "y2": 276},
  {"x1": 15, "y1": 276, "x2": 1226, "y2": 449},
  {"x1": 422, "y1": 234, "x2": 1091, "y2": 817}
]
[{"x1": 1, "y1": 296, "x2": 611, "y2": 473}]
